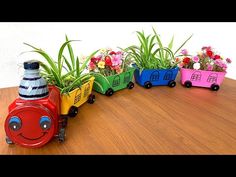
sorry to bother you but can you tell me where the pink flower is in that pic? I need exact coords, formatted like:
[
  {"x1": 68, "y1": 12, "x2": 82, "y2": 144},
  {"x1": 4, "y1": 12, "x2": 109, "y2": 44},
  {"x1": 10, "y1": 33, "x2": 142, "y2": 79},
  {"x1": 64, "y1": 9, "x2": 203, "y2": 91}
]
[
  {"x1": 207, "y1": 64, "x2": 213, "y2": 71},
  {"x1": 193, "y1": 56, "x2": 199, "y2": 63},
  {"x1": 214, "y1": 59, "x2": 227, "y2": 71},
  {"x1": 111, "y1": 54, "x2": 122, "y2": 66},
  {"x1": 214, "y1": 59, "x2": 224, "y2": 67},
  {"x1": 178, "y1": 62, "x2": 185, "y2": 68},
  {"x1": 226, "y1": 58, "x2": 232, "y2": 63},
  {"x1": 89, "y1": 61, "x2": 96, "y2": 70},
  {"x1": 222, "y1": 63, "x2": 228, "y2": 71},
  {"x1": 181, "y1": 49, "x2": 188, "y2": 55}
]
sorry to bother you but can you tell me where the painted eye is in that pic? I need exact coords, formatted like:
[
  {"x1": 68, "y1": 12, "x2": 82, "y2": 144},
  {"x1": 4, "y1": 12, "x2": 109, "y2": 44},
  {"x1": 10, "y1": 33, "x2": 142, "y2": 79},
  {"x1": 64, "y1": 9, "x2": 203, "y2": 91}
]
[
  {"x1": 9, "y1": 116, "x2": 22, "y2": 131},
  {"x1": 40, "y1": 116, "x2": 51, "y2": 130}
]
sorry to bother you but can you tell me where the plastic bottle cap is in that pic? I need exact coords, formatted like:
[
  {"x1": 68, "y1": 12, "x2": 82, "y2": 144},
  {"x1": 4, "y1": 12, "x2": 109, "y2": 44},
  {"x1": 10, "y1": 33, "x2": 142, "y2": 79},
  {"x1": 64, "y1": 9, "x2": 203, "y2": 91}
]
[{"x1": 24, "y1": 60, "x2": 39, "y2": 70}]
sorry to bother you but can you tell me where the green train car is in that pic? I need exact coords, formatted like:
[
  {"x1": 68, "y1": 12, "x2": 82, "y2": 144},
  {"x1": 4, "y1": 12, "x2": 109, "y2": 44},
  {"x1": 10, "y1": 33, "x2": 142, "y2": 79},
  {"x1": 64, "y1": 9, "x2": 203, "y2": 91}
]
[{"x1": 92, "y1": 67, "x2": 135, "y2": 96}]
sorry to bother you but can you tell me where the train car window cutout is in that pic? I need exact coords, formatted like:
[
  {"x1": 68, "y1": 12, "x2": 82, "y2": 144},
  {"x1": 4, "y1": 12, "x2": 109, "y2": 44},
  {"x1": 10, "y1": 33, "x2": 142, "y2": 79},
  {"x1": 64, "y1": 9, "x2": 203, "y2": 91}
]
[
  {"x1": 112, "y1": 75, "x2": 120, "y2": 87},
  {"x1": 190, "y1": 71, "x2": 202, "y2": 82},
  {"x1": 83, "y1": 83, "x2": 90, "y2": 98},
  {"x1": 150, "y1": 71, "x2": 160, "y2": 82},
  {"x1": 124, "y1": 72, "x2": 131, "y2": 83},
  {"x1": 74, "y1": 90, "x2": 81, "y2": 104},
  {"x1": 163, "y1": 71, "x2": 173, "y2": 80},
  {"x1": 207, "y1": 73, "x2": 218, "y2": 83}
]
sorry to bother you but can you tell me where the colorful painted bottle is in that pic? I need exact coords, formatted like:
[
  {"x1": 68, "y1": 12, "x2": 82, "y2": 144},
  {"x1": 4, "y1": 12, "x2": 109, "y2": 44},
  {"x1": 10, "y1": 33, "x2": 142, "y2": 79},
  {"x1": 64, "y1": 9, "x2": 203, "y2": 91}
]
[{"x1": 19, "y1": 60, "x2": 49, "y2": 100}]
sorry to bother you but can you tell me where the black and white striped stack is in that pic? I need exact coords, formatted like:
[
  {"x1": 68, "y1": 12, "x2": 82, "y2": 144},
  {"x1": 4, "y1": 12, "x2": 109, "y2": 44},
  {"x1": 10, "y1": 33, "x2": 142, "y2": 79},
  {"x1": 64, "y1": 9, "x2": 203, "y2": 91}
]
[{"x1": 19, "y1": 60, "x2": 49, "y2": 100}]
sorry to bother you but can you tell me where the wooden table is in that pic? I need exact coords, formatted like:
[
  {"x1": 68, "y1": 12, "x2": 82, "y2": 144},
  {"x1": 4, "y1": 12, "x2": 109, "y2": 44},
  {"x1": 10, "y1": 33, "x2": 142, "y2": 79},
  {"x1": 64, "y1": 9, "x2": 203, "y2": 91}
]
[{"x1": 1, "y1": 76, "x2": 236, "y2": 154}]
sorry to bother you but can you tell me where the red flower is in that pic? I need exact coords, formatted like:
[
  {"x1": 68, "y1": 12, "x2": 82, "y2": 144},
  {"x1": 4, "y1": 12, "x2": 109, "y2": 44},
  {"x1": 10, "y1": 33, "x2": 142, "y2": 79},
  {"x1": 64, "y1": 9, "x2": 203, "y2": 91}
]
[
  {"x1": 109, "y1": 51, "x2": 116, "y2": 55},
  {"x1": 91, "y1": 57, "x2": 97, "y2": 63},
  {"x1": 183, "y1": 57, "x2": 191, "y2": 64},
  {"x1": 214, "y1": 55, "x2": 221, "y2": 60},
  {"x1": 105, "y1": 56, "x2": 112, "y2": 66},
  {"x1": 206, "y1": 50, "x2": 213, "y2": 57},
  {"x1": 89, "y1": 61, "x2": 96, "y2": 70}
]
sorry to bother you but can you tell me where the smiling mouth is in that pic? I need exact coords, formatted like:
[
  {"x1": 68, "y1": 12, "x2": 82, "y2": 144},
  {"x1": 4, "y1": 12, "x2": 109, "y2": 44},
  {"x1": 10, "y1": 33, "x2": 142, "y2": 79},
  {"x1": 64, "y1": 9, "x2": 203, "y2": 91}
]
[{"x1": 19, "y1": 132, "x2": 47, "y2": 140}]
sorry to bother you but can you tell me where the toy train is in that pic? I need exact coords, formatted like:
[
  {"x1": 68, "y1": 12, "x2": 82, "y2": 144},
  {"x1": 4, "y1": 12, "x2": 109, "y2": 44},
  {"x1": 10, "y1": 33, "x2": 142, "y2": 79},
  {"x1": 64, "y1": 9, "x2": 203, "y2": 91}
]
[{"x1": 4, "y1": 61, "x2": 95, "y2": 148}]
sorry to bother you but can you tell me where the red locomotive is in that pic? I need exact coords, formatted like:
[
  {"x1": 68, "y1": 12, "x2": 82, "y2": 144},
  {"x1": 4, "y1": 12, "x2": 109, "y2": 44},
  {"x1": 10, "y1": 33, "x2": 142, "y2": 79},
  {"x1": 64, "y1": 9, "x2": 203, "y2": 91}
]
[{"x1": 5, "y1": 61, "x2": 67, "y2": 148}]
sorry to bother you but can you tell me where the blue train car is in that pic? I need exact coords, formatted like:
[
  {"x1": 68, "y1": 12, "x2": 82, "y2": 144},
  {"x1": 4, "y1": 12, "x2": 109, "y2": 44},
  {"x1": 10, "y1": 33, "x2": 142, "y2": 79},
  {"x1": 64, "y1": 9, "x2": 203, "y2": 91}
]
[{"x1": 133, "y1": 66, "x2": 179, "y2": 89}]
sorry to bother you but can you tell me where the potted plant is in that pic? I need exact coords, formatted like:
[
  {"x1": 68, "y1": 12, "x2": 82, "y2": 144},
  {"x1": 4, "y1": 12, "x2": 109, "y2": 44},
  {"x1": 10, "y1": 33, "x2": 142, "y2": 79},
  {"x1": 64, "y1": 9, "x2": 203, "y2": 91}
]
[
  {"x1": 127, "y1": 27, "x2": 192, "y2": 89},
  {"x1": 177, "y1": 46, "x2": 232, "y2": 91},
  {"x1": 88, "y1": 48, "x2": 135, "y2": 96},
  {"x1": 24, "y1": 35, "x2": 99, "y2": 119}
]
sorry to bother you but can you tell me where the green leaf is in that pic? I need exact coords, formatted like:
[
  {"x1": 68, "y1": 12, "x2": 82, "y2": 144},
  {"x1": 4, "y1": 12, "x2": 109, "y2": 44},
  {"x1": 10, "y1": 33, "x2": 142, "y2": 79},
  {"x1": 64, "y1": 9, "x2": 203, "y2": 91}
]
[
  {"x1": 93, "y1": 80, "x2": 104, "y2": 92},
  {"x1": 63, "y1": 77, "x2": 81, "y2": 93},
  {"x1": 165, "y1": 35, "x2": 174, "y2": 60},
  {"x1": 148, "y1": 35, "x2": 156, "y2": 56},
  {"x1": 23, "y1": 43, "x2": 41, "y2": 50},
  {"x1": 174, "y1": 34, "x2": 193, "y2": 55},
  {"x1": 90, "y1": 72, "x2": 112, "y2": 87},
  {"x1": 63, "y1": 55, "x2": 72, "y2": 72},
  {"x1": 136, "y1": 31, "x2": 149, "y2": 58},
  {"x1": 51, "y1": 68, "x2": 62, "y2": 88},
  {"x1": 163, "y1": 47, "x2": 174, "y2": 60},
  {"x1": 168, "y1": 35, "x2": 174, "y2": 50},
  {"x1": 39, "y1": 61, "x2": 51, "y2": 75},
  {"x1": 65, "y1": 35, "x2": 76, "y2": 70},
  {"x1": 29, "y1": 50, "x2": 58, "y2": 74},
  {"x1": 58, "y1": 39, "x2": 80, "y2": 77},
  {"x1": 76, "y1": 56, "x2": 80, "y2": 77},
  {"x1": 61, "y1": 69, "x2": 76, "y2": 80},
  {"x1": 152, "y1": 27, "x2": 164, "y2": 59}
]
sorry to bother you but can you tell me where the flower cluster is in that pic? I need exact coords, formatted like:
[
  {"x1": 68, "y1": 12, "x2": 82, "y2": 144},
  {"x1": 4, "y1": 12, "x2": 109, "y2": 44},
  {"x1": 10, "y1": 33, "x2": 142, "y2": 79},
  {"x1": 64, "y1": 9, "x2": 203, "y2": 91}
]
[
  {"x1": 176, "y1": 46, "x2": 232, "y2": 72},
  {"x1": 89, "y1": 48, "x2": 130, "y2": 76}
]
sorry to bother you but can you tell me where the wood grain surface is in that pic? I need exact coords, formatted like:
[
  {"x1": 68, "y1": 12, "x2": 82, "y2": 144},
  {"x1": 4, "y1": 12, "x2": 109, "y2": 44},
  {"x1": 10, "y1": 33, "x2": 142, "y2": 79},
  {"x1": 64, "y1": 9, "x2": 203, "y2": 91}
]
[{"x1": 0, "y1": 75, "x2": 236, "y2": 154}]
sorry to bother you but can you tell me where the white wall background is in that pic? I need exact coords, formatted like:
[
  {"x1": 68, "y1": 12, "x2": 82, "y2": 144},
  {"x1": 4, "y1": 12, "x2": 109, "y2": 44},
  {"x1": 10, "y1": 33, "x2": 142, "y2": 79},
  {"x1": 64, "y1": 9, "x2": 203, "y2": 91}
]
[{"x1": 0, "y1": 22, "x2": 235, "y2": 88}]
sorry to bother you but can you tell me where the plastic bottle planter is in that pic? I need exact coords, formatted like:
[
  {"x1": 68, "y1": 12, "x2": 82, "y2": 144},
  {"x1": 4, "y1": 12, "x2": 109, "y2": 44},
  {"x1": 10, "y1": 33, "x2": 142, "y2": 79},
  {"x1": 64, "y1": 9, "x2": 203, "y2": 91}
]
[
  {"x1": 133, "y1": 67, "x2": 179, "y2": 89},
  {"x1": 180, "y1": 68, "x2": 226, "y2": 91},
  {"x1": 60, "y1": 77, "x2": 95, "y2": 117},
  {"x1": 92, "y1": 67, "x2": 135, "y2": 96}
]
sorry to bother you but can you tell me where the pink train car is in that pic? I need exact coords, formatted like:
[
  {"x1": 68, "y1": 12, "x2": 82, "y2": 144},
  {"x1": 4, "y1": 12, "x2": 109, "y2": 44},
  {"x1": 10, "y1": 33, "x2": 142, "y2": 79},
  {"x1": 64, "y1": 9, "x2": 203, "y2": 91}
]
[{"x1": 180, "y1": 68, "x2": 226, "y2": 91}]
